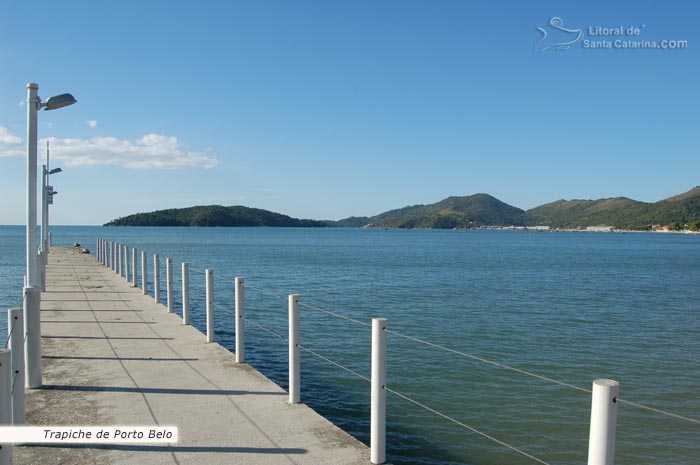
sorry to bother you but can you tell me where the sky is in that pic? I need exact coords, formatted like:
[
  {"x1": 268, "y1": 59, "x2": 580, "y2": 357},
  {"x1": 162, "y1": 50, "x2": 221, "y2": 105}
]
[{"x1": 0, "y1": 0, "x2": 698, "y2": 225}]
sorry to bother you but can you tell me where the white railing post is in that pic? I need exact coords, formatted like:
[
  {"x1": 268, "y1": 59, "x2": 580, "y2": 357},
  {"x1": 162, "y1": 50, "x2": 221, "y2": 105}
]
[
  {"x1": 8, "y1": 308, "x2": 25, "y2": 425},
  {"x1": 371, "y1": 317, "x2": 388, "y2": 465},
  {"x1": 288, "y1": 294, "x2": 300, "y2": 404},
  {"x1": 124, "y1": 246, "x2": 129, "y2": 282},
  {"x1": 0, "y1": 349, "x2": 13, "y2": 463},
  {"x1": 181, "y1": 263, "x2": 190, "y2": 325},
  {"x1": 166, "y1": 258, "x2": 173, "y2": 313},
  {"x1": 587, "y1": 379, "x2": 619, "y2": 465},
  {"x1": 110, "y1": 242, "x2": 114, "y2": 270},
  {"x1": 206, "y1": 269, "x2": 214, "y2": 342},
  {"x1": 116, "y1": 243, "x2": 121, "y2": 275},
  {"x1": 96, "y1": 239, "x2": 99, "y2": 263},
  {"x1": 131, "y1": 248, "x2": 137, "y2": 287},
  {"x1": 141, "y1": 250, "x2": 147, "y2": 295},
  {"x1": 23, "y1": 286, "x2": 41, "y2": 388},
  {"x1": 153, "y1": 254, "x2": 160, "y2": 304},
  {"x1": 235, "y1": 277, "x2": 245, "y2": 363}
]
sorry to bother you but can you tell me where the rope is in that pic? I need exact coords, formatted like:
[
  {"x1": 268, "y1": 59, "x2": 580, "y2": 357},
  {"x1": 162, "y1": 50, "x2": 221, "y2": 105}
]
[
  {"x1": 244, "y1": 285, "x2": 288, "y2": 302},
  {"x1": 297, "y1": 344, "x2": 371, "y2": 383},
  {"x1": 385, "y1": 387, "x2": 553, "y2": 465},
  {"x1": 244, "y1": 317, "x2": 286, "y2": 341},
  {"x1": 299, "y1": 302, "x2": 372, "y2": 328},
  {"x1": 386, "y1": 329, "x2": 592, "y2": 394},
  {"x1": 11, "y1": 370, "x2": 19, "y2": 394},
  {"x1": 4, "y1": 315, "x2": 18, "y2": 349},
  {"x1": 386, "y1": 329, "x2": 700, "y2": 425},
  {"x1": 616, "y1": 398, "x2": 700, "y2": 425}
]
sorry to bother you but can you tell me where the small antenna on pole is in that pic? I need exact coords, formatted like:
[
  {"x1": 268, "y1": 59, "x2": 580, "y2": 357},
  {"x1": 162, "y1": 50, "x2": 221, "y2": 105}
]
[{"x1": 47, "y1": 140, "x2": 50, "y2": 171}]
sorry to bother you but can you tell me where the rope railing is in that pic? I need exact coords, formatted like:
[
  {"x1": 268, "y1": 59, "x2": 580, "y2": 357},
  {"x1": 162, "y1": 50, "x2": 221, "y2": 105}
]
[
  {"x1": 244, "y1": 284, "x2": 288, "y2": 302},
  {"x1": 297, "y1": 343, "x2": 371, "y2": 383},
  {"x1": 298, "y1": 301, "x2": 372, "y2": 328},
  {"x1": 385, "y1": 386, "x2": 553, "y2": 465},
  {"x1": 96, "y1": 237, "x2": 700, "y2": 465},
  {"x1": 4, "y1": 311, "x2": 20, "y2": 350}
]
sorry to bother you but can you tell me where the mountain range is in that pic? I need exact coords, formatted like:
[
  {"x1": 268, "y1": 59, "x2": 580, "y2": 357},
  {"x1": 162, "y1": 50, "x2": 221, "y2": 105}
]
[{"x1": 105, "y1": 187, "x2": 700, "y2": 231}]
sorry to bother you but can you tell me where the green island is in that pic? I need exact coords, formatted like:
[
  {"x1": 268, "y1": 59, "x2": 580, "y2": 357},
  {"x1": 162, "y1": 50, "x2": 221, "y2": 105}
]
[{"x1": 105, "y1": 186, "x2": 700, "y2": 231}]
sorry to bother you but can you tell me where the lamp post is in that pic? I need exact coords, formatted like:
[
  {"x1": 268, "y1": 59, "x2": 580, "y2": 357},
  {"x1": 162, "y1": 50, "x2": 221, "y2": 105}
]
[
  {"x1": 24, "y1": 82, "x2": 76, "y2": 388},
  {"x1": 40, "y1": 141, "x2": 62, "y2": 291}
]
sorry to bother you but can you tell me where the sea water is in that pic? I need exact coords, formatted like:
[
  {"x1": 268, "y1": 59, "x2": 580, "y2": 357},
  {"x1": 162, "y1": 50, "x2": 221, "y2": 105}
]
[{"x1": 1, "y1": 225, "x2": 698, "y2": 465}]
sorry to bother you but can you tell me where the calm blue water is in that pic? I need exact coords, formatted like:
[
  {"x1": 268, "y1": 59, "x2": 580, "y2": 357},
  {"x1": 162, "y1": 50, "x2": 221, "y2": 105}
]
[{"x1": 1, "y1": 226, "x2": 698, "y2": 465}]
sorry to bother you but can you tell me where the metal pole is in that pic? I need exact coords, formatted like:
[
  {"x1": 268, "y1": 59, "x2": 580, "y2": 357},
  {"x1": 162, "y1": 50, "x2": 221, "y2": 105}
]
[
  {"x1": 235, "y1": 277, "x2": 245, "y2": 363},
  {"x1": 25, "y1": 83, "x2": 39, "y2": 288},
  {"x1": 371, "y1": 317, "x2": 388, "y2": 465},
  {"x1": 153, "y1": 254, "x2": 160, "y2": 303},
  {"x1": 131, "y1": 248, "x2": 137, "y2": 286},
  {"x1": 182, "y1": 263, "x2": 190, "y2": 325},
  {"x1": 288, "y1": 294, "x2": 300, "y2": 404},
  {"x1": 587, "y1": 379, "x2": 619, "y2": 465},
  {"x1": 8, "y1": 308, "x2": 25, "y2": 425},
  {"x1": 166, "y1": 258, "x2": 173, "y2": 313},
  {"x1": 0, "y1": 349, "x2": 13, "y2": 463},
  {"x1": 40, "y1": 165, "x2": 47, "y2": 293},
  {"x1": 206, "y1": 269, "x2": 214, "y2": 342},
  {"x1": 24, "y1": 83, "x2": 42, "y2": 389},
  {"x1": 141, "y1": 250, "x2": 148, "y2": 295}
]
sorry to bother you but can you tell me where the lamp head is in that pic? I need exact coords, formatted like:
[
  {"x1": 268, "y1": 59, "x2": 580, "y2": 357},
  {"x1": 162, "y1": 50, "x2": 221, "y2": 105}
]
[
  {"x1": 49, "y1": 167, "x2": 63, "y2": 175},
  {"x1": 43, "y1": 93, "x2": 77, "y2": 111}
]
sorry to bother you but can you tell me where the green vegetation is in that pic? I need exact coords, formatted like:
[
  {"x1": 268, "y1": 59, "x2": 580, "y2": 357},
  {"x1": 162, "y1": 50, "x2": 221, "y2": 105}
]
[
  {"x1": 364, "y1": 194, "x2": 526, "y2": 229},
  {"x1": 105, "y1": 205, "x2": 327, "y2": 227},
  {"x1": 105, "y1": 187, "x2": 700, "y2": 231},
  {"x1": 524, "y1": 187, "x2": 700, "y2": 230}
]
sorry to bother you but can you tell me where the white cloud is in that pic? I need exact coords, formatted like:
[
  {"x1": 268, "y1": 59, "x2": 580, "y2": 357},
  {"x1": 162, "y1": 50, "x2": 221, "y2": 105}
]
[
  {"x1": 18, "y1": 100, "x2": 24, "y2": 107},
  {"x1": 86, "y1": 120, "x2": 98, "y2": 129},
  {"x1": 0, "y1": 127, "x2": 217, "y2": 169},
  {"x1": 44, "y1": 133, "x2": 219, "y2": 169},
  {"x1": 0, "y1": 126, "x2": 24, "y2": 157}
]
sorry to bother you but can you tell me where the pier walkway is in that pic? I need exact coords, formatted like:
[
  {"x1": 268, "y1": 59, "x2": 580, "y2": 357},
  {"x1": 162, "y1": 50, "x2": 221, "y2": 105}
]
[{"x1": 15, "y1": 247, "x2": 370, "y2": 465}]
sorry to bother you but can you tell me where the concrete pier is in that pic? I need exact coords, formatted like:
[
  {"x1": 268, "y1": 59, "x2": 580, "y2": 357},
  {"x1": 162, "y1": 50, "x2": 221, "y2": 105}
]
[{"x1": 15, "y1": 247, "x2": 369, "y2": 465}]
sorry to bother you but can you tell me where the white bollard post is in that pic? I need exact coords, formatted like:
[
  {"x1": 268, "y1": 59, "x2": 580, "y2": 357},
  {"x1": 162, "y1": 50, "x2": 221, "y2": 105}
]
[
  {"x1": 235, "y1": 277, "x2": 245, "y2": 363},
  {"x1": 206, "y1": 269, "x2": 214, "y2": 342},
  {"x1": 288, "y1": 294, "x2": 300, "y2": 404},
  {"x1": 371, "y1": 317, "x2": 388, "y2": 465},
  {"x1": 166, "y1": 258, "x2": 173, "y2": 313},
  {"x1": 124, "y1": 246, "x2": 129, "y2": 282},
  {"x1": 153, "y1": 254, "x2": 160, "y2": 304},
  {"x1": 0, "y1": 349, "x2": 13, "y2": 462},
  {"x1": 141, "y1": 250, "x2": 147, "y2": 295},
  {"x1": 587, "y1": 379, "x2": 620, "y2": 465},
  {"x1": 8, "y1": 308, "x2": 25, "y2": 425},
  {"x1": 181, "y1": 263, "x2": 190, "y2": 325},
  {"x1": 131, "y1": 248, "x2": 137, "y2": 287},
  {"x1": 23, "y1": 286, "x2": 41, "y2": 388}
]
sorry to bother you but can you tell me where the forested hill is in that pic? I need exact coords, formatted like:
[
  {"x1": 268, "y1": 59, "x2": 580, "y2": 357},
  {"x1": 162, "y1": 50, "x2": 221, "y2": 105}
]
[{"x1": 104, "y1": 205, "x2": 327, "y2": 227}]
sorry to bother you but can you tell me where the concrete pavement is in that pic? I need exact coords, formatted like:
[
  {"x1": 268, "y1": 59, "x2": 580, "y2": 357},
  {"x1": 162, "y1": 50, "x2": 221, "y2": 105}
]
[{"x1": 14, "y1": 247, "x2": 370, "y2": 465}]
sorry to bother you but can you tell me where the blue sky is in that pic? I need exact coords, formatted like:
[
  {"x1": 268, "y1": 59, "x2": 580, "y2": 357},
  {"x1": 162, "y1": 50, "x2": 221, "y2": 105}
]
[{"x1": 1, "y1": 0, "x2": 698, "y2": 224}]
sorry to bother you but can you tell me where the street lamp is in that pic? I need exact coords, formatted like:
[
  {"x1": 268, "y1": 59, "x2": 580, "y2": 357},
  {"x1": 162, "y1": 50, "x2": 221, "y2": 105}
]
[
  {"x1": 39, "y1": 141, "x2": 63, "y2": 291},
  {"x1": 25, "y1": 82, "x2": 76, "y2": 388}
]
